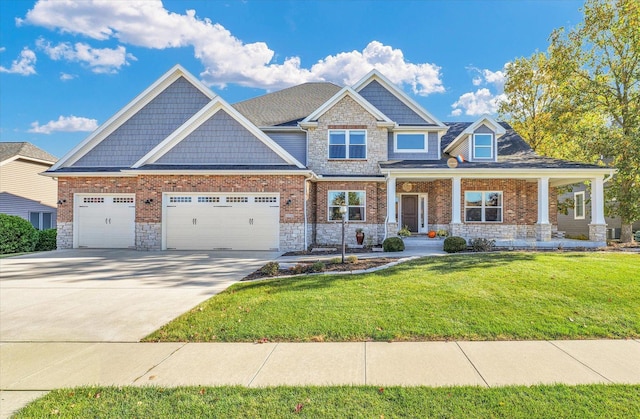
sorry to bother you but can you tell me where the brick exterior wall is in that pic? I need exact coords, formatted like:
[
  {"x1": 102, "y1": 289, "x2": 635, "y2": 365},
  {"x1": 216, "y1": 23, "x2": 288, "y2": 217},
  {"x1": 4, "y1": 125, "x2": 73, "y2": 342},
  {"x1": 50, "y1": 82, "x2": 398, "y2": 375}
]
[
  {"x1": 57, "y1": 175, "x2": 306, "y2": 250},
  {"x1": 309, "y1": 180, "x2": 387, "y2": 246},
  {"x1": 306, "y1": 96, "x2": 387, "y2": 175}
]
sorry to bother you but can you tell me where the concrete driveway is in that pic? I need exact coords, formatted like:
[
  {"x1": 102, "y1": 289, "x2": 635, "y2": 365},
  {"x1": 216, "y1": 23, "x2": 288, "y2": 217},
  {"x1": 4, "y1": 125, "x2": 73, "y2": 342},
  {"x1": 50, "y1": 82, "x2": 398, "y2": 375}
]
[{"x1": 0, "y1": 249, "x2": 278, "y2": 342}]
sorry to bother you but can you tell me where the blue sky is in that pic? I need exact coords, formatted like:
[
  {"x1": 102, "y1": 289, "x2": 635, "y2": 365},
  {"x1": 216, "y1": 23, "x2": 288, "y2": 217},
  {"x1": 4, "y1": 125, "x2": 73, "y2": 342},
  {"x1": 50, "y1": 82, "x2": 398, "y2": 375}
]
[{"x1": 0, "y1": 0, "x2": 585, "y2": 158}]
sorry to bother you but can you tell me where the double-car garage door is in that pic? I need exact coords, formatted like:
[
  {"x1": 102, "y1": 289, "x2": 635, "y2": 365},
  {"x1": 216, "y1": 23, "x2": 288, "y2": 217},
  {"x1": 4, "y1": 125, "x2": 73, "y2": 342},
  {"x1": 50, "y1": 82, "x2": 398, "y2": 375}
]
[
  {"x1": 73, "y1": 193, "x2": 280, "y2": 250},
  {"x1": 164, "y1": 193, "x2": 280, "y2": 250}
]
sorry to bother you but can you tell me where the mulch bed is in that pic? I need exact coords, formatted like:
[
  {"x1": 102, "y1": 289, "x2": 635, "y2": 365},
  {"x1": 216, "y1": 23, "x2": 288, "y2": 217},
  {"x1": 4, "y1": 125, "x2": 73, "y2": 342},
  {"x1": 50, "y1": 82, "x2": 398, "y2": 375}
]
[{"x1": 242, "y1": 257, "x2": 399, "y2": 281}]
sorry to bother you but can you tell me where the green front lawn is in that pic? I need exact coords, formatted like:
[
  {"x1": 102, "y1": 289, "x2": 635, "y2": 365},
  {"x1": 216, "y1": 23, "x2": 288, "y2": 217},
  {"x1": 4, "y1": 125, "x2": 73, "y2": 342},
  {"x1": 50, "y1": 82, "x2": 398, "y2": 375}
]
[
  {"x1": 145, "y1": 252, "x2": 640, "y2": 342},
  {"x1": 15, "y1": 385, "x2": 640, "y2": 418}
]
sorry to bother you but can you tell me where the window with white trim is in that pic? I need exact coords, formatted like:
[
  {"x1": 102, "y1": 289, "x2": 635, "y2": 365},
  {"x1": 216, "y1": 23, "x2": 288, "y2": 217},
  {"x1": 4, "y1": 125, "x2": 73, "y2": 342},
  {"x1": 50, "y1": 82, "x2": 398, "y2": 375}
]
[
  {"x1": 394, "y1": 133, "x2": 427, "y2": 153},
  {"x1": 328, "y1": 191, "x2": 365, "y2": 221},
  {"x1": 328, "y1": 130, "x2": 366, "y2": 159},
  {"x1": 29, "y1": 212, "x2": 53, "y2": 230},
  {"x1": 465, "y1": 191, "x2": 502, "y2": 222},
  {"x1": 574, "y1": 191, "x2": 585, "y2": 219},
  {"x1": 473, "y1": 133, "x2": 494, "y2": 159}
]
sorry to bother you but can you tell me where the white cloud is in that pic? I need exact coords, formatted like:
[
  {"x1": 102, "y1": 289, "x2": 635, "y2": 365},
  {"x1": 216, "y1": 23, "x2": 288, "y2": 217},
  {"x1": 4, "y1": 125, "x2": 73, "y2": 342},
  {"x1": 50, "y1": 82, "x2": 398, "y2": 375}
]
[
  {"x1": 0, "y1": 47, "x2": 6, "y2": 53},
  {"x1": 451, "y1": 65, "x2": 509, "y2": 116},
  {"x1": 0, "y1": 47, "x2": 37, "y2": 75},
  {"x1": 60, "y1": 72, "x2": 76, "y2": 80},
  {"x1": 451, "y1": 88, "x2": 507, "y2": 116},
  {"x1": 36, "y1": 38, "x2": 135, "y2": 73},
  {"x1": 28, "y1": 115, "x2": 98, "y2": 134},
  {"x1": 20, "y1": 0, "x2": 443, "y2": 93}
]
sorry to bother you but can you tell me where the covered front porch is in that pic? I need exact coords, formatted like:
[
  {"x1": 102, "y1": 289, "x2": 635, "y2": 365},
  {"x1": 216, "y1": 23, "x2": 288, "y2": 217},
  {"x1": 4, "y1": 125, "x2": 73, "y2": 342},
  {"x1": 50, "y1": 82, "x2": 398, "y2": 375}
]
[{"x1": 383, "y1": 170, "x2": 611, "y2": 246}]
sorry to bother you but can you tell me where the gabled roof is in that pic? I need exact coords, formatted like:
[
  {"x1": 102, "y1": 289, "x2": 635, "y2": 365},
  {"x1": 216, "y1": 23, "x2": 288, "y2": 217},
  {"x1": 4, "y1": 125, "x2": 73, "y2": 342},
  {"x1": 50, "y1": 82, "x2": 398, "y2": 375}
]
[
  {"x1": 300, "y1": 86, "x2": 394, "y2": 127},
  {"x1": 233, "y1": 82, "x2": 342, "y2": 127},
  {"x1": 133, "y1": 96, "x2": 306, "y2": 169},
  {"x1": 352, "y1": 69, "x2": 447, "y2": 128},
  {"x1": 0, "y1": 142, "x2": 57, "y2": 166},
  {"x1": 50, "y1": 64, "x2": 216, "y2": 171},
  {"x1": 443, "y1": 114, "x2": 507, "y2": 153}
]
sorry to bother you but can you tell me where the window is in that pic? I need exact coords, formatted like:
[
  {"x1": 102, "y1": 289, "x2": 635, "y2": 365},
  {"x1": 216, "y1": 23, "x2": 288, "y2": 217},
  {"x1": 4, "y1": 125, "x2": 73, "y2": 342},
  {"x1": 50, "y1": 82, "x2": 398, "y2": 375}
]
[
  {"x1": 328, "y1": 130, "x2": 366, "y2": 159},
  {"x1": 473, "y1": 133, "x2": 494, "y2": 159},
  {"x1": 394, "y1": 133, "x2": 427, "y2": 152},
  {"x1": 465, "y1": 191, "x2": 502, "y2": 222},
  {"x1": 574, "y1": 191, "x2": 585, "y2": 219},
  {"x1": 29, "y1": 212, "x2": 52, "y2": 230},
  {"x1": 328, "y1": 191, "x2": 365, "y2": 221}
]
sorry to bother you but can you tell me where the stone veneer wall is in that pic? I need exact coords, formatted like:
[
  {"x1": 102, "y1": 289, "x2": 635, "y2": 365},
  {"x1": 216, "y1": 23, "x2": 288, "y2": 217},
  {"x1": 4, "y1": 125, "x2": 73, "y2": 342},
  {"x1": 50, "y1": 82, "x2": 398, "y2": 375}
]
[
  {"x1": 57, "y1": 175, "x2": 307, "y2": 251},
  {"x1": 306, "y1": 95, "x2": 388, "y2": 176},
  {"x1": 310, "y1": 180, "x2": 387, "y2": 246},
  {"x1": 56, "y1": 221, "x2": 73, "y2": 249}
]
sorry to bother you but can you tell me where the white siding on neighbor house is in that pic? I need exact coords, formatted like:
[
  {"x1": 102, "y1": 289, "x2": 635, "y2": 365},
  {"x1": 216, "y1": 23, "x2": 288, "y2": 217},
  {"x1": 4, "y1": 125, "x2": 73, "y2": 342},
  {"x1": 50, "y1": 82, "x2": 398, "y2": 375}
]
[{"x1": 0, "y1": 159, "x2": 57, "y2": 207}]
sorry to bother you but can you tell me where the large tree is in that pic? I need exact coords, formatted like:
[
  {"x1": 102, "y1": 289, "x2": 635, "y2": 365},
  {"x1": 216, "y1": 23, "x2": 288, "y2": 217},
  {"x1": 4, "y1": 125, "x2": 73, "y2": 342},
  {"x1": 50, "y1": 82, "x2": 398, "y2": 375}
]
[{"x1": 500, "y1": 0, "x2": 640, "y2": 242}]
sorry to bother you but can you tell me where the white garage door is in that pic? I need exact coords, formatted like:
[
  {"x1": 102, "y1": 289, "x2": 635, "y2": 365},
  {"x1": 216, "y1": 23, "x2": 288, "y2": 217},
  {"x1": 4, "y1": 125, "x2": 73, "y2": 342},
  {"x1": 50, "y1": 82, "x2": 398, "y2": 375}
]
[
  {"x1": 74, "y1": 194, "x2": 136, "y2": 248},
  {"x1": 164, "y1": 193, "x2": 279, "y2": 250}
]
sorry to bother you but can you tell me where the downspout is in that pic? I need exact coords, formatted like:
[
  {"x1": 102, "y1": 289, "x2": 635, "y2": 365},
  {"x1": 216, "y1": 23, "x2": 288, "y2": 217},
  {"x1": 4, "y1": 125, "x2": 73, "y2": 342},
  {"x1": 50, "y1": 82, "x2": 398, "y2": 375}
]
[
  {"x1": 603, "y1": 170, "x2": 614, "y2": 184},
  {"x1": 383, "y1": 175, "x2": 390, "y2": 241},
  {"x1": 303, "y1": 177, "x2": 309, "y2": 250}
]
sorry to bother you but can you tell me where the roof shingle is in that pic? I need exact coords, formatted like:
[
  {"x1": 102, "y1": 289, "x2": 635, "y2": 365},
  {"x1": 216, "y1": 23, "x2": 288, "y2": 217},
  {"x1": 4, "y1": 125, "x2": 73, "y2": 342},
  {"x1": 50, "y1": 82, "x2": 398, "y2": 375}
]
[{"x1": 0, "y1": 142, "x2": 57, "y2": 163}]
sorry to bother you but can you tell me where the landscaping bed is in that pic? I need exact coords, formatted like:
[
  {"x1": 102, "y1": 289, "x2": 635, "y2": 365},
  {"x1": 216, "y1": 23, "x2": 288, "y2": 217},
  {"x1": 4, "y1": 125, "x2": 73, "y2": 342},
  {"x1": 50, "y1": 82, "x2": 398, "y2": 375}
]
[{"x1": 242, "y1": 257, "x2": 399, "y2": 281}]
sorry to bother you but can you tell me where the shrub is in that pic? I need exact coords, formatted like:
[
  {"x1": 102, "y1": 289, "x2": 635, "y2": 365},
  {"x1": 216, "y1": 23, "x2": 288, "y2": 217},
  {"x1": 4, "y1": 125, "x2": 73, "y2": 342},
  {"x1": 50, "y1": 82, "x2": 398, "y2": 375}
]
[
  {"x1": 260, "y1": 261, "x2": 280, "y2": 276},
  {"x1": 0, "y1": 214, "x2": 39, "y2": 254},
  {"x1": 310, "y1": 261, "x2": 325, "y2": 272},
  {"x1": 35, "y1": 228, "x2": 57, "y2": 251},
  {"x1": 383, "y1": 237, "x2": 405, "y2": 252},
  {"x1": 635, "y1": 230, "x2": 640, "y2": 242},
  {"x1": 289, "y1": 264, "x2": 307, "y2": 275},
  {"x1": 436, "y1": 229, "x2": 449, "y2": 238},
  {"x1": 346, "y1": 255, "x2": 358, "y2": 264},
  {"x1": 397, "y1": 226, "x2": 411, "y2": 237},
  {"x1": 443, "y1": 236, "x2": 467, "y2": 253},
  {"x1": 469, "y1": 238, "x2": 495, "y2": 252},
  {"x1": 328, "y1": 257, "x2": 342, "y2": 264}
]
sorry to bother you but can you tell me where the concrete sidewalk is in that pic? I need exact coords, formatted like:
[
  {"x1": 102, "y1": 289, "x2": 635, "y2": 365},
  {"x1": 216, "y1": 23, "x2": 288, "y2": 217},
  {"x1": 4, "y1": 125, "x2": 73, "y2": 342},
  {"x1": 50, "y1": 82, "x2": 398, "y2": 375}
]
[{"x1": 3, "y1": 339, "x2": 639, "y2": 416}]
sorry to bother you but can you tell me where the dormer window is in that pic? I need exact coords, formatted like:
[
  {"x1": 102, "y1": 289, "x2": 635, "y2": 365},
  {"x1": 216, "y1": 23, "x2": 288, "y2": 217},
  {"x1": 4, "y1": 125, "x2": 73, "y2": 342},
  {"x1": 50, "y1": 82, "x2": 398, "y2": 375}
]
[
  {"x1": 394, "y1": 133, "x2": 427, "y2": 153},
  {"x1": 473, "y1": 133, "x2": 494, "y2": 159}
]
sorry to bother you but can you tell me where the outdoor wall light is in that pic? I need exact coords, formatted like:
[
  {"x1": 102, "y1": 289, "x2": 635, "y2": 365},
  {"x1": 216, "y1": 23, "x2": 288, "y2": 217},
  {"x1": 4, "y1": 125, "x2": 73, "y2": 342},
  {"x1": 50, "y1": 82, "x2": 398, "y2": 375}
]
[
  {"x1": 144, "y1": 198, "x2": 154, "y2": 204},
  {"x1": 57, "y1": 199, "x2": 66, "y2": 205},
  {"x1": 286, "y1": 199, "x2": 292, "y2": 205}
]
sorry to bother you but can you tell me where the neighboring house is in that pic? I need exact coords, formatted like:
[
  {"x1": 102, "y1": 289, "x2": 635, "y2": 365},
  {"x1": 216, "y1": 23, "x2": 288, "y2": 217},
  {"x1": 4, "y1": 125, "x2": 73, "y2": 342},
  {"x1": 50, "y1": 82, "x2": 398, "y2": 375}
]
[
  {"x1": 557, "y1": 183, "x2": 639, "y2": 239},
  {"x1": 44, "y1": 65, "x2": 613, "y2": 251},
  {"x1": 0, "y1": 142, "x2": 58, "y2": 230}
]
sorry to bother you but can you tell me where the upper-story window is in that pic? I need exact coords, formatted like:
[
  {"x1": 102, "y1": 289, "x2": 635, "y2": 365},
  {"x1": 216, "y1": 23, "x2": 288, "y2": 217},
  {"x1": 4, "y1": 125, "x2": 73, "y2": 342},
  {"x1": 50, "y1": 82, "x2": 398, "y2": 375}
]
[
  {"x1": 328, "y1": 130, "x2": 366, "y2": 159},
  {"x1": 574, "y1": 191, "x2": 585, "y2": 220},
  {"x1": 473, "y1": 133, "x2": 494, "y2": 159},
  {"x1": 394, "y1": 133, "x2": 427, "y2": 153}
]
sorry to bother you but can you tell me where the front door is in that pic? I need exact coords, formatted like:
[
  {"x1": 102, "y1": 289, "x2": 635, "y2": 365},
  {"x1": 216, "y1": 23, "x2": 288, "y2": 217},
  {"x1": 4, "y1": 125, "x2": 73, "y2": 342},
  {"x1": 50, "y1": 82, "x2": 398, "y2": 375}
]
[{"x1": 402, "y1": 195, "x2": 419, "y2": 232}]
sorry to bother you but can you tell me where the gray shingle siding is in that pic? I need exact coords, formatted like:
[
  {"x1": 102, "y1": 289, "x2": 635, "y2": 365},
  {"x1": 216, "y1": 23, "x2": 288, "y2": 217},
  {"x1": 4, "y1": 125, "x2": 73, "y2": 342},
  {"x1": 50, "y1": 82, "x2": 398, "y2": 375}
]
[
  {"x1": 266, "y1": 131, "x2": 307, "y2": 165},
  {"x1": 156, "y1": 110, "x2": 288, "y2": 165},
  {"x1": 387, "y1": 131, "x2": 440, "y2": 160},
  {"x1": 359, "y1": 80, "x2": 428, "y2": 125},
  {"x1": 73, "y1": 77, "x2": 210, "y2": 167}
]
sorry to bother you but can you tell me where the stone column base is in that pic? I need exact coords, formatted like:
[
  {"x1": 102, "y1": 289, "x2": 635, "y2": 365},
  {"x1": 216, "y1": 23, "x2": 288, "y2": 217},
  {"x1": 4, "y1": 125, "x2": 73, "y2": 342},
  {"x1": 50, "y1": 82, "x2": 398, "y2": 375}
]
[
  {"x1": 535, "y1": 223, "x2": 552, "y2": 241},
  {"x1": 449, "y1": 223, "x2": 464, "y2": 237},
  {"x1": 56, "y1": 222, "x2": 73, "y2": 249},
  {"x1": 386, "y1": 222, "x2": 399, "y2": 238},
  {"x1": 588, "y1": 224, "x2": 607, "y2": 242}
]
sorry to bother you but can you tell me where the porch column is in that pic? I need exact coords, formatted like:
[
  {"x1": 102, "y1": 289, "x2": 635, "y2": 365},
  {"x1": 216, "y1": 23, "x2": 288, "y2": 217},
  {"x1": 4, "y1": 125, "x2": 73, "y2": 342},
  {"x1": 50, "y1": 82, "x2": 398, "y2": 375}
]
[
  {"x1": 589, "y1": 176, "x2": 606, "y2": 242},
  {"x1": 386, "y1": 176, "x2": 398, "y2": 238},
  {"x1": 387, "y1": 176, "x2": 396, "y2": 222},
  {"x1": 451, "y1": 176, "x2": 462, "y2": 223},
  {"x1": 536, "y1": 176, "x2": 551, "y2": 241}
]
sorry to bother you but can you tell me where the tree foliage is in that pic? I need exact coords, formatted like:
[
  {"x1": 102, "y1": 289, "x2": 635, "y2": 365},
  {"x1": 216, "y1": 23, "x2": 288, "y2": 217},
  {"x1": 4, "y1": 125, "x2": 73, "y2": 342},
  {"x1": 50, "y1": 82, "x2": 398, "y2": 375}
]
[{"x1": 500, "y1": 0, "x2": 640, "y2": 241}]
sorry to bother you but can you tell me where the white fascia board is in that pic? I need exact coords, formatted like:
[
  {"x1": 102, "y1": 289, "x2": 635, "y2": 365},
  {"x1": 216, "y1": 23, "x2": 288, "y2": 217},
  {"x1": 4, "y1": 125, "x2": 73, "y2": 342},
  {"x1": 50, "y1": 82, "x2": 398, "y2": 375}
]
[
  {"x1": 301, "y1": 87, "x2": 393, "y2": 124},
  {"x1": 352, "y1": 70, "x2": 446, "y2": 128},
  {"x1": 0, "y1": 155, "x2": 55, "y2": 167},
  {"x1": 50, "y1": 65, "x2": 216, "y2": 171},
  {"x1": 380, "y1": 167, "x2": 614, "y2": 179},
  {"x1": 133, "y1": 96, "x2": 306, "y2": 169},
  {"x1": 259, "y1": 126, "x2": 305, "y2": 132},
  {"x1": 39, "y1": 171, "x2": 135, "y2": 178},
  {"x1": 392, "y1": 126, "x2": 449, "y2": 132}
]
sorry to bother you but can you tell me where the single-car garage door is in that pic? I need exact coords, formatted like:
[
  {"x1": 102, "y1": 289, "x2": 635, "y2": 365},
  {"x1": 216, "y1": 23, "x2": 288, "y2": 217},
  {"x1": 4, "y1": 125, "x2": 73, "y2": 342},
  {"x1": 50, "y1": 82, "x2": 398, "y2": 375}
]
[
  {"x1": 164, "y1": 193, "x2": 279, "y2": 250},
  {"x1": 74, "y1": 194, "x2": 136, "y2": 248}
]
